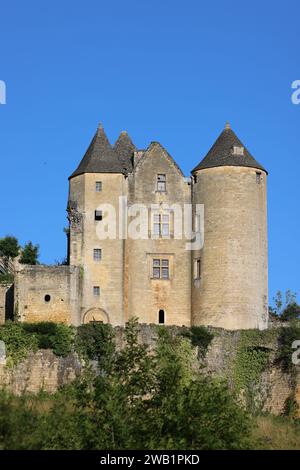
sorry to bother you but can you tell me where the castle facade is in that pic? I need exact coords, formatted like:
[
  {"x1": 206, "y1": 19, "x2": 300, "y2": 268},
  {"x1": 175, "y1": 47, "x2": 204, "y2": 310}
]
[{"x1": 12, "y1": 123, "x2": 268, "y2": 330}]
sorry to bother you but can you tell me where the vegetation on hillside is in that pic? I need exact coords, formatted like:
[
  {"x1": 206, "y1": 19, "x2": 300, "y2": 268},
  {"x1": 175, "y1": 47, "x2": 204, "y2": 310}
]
[
  {"x1": 0, "y1": 318, "x2": 299, "y2": 449},
  {"x1": 0, "y1": 319, "x2": 253, "y2": 450}
]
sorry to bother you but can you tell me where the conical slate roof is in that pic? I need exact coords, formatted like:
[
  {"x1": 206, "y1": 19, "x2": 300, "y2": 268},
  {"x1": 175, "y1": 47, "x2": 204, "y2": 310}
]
[
  {"x1": 70, "y1": 125, "x2": 135, "y2": 178},
  {"x1": 114, "y1": 131, "x2": 136, "y2": 173},
  {"x1": 192, "y1": 123, "x2": 267, "y2": 174}
]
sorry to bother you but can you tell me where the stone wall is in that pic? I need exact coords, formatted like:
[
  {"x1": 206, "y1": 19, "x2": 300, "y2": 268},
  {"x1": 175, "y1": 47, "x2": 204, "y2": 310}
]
[
  {"x1": 0, "y1": 350, "x2": 82, "y2": 395},
  {"x1": 0, "y1": 324, "x2": 299, "y2": 416},
  {"x1": 14, "y1": 266, "x2": 81, "y2": 325}
]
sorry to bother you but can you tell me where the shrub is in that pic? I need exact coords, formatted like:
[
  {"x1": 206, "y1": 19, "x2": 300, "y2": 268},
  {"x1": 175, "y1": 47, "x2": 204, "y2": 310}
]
[
  {"x1": 22, "y1": 322, "x2": 74, "y2": 357},
  {"x1": 0, "y1": 322, "x2": 38, "y2": 366},
  {"x1": 181, "y1": 325, "x2": 214, "y2": 357},
  {"x1": 75, "y1": 322, "x2": 115, "y2": 366},
  {"x1": 276, "y1": 323, "x2": 300, "y2": 372}
]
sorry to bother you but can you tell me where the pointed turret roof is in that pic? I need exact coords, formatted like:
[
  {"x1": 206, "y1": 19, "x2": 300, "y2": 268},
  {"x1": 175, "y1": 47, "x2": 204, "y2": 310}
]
[
  {"x1": 114, "y1": 131, "x2": 136, "y2": 173},
  {"x1": 192, "y1": 123, "x2": 267, "y2": 174},
  {"x1": 70, "y1": 124, "x2": 126, "y2": 178}
]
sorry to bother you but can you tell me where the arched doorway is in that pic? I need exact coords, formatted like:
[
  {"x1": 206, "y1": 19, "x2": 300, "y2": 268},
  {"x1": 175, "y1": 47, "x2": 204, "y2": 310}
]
[
  {"x1": 158, "y1": 309, "x2": 165, "y2": 324},
  {"x1": 83, "y1": 308, "x2": 109, "y2": 324}
]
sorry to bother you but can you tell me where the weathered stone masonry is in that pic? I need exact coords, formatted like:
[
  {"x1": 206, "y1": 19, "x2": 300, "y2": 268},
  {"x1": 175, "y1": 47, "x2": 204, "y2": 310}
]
[
  {"x1": 12, "y1": 122, "x2": 268, "y2": 330},
  {"x1": 0, "y1": 325, "x2": 298, "y2": 417}
]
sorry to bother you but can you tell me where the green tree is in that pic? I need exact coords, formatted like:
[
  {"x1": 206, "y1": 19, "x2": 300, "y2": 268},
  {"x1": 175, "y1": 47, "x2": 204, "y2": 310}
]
[
  {"x1": 0, "y1": 320, "x2": 253, "y2": 450},
  {"x1": 19, "y1": 242, "x2": 39, "y2": 265},
  {"x1": 271, "y1": 290, "x2": 298, "y2": 319},
  {"x1": 281, "y1": 302, "x2": 300, "y2": 322},
  {"x1": 0, "y1": 236, "x2": 20, "y2": 269}
]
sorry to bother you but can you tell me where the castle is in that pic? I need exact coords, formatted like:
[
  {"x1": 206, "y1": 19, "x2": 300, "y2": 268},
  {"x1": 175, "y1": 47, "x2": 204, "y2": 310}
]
[{"x1": 5, "y1": 123, "x2": 268, "y2": 330}]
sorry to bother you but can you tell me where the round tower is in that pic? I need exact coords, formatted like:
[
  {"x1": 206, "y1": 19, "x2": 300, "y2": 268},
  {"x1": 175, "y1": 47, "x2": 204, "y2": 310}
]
[{"x1": 191, "y1": 123, "x2": 268, "y2": 330}]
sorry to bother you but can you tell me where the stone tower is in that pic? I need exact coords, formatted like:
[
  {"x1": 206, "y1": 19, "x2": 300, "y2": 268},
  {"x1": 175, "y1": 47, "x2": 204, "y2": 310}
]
[
  {"x1": 191, "y1": 123, "x2": 268, "y2": 330},
  {"x1": 68, "y1": 124, "x2": 136, "y2": 325}
]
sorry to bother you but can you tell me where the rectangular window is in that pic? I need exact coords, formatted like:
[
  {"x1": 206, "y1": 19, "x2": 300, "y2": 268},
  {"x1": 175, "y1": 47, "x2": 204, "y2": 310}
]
[
  {"x1": 93, "y1": 249, "x2": 102, "y2": 261},
  {"x1": 93, "y1": 286, "x2": 100, "y2": 296},
  {"x1": 152, "y1": 259, "x2": 169, "y2": 279},
  {"x1": 157, "y1": 174, "x2": 166, "y2": 192},
  {"x1": 95, "y1": 210, "x2": 103, "y2": 221},
  {"x1": 95, "y1": 181, "x2": 102, "y2": 192},
  {"x1": 152, "y1": 213, "x2": 170, "y2": 237}
]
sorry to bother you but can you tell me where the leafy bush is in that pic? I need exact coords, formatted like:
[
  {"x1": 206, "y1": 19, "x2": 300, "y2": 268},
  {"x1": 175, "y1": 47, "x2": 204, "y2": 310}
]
[
  {"x1": 75, "y1": 322, "x2": 115, "y2": 367},
  {"x1": 0, "y1": 273, "x2": 14, "y2": 284},
  {"x1": 22, "y1": 322, "x2": 74, "y2": 357},
  {"x1": 181, "y1": 325, "x2": 214, "y2": 357},
  {"x1": 233, "y1": 330, "x2": 271, "y2": 412},
  {"x1": 0, "y1": 319, "x2": 253, "y2": 450},
  {"x1": 276, "y1": 323, "x2": 300, "y2": 372},
  {"x1": 0, "y1": 322, "x2": 38, "y2": 366}
]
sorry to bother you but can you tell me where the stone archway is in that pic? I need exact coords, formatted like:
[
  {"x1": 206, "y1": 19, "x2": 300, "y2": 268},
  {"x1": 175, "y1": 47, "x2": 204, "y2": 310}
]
[{"x1": 83, "y1": 308, "x2": 109, "y2": 324}]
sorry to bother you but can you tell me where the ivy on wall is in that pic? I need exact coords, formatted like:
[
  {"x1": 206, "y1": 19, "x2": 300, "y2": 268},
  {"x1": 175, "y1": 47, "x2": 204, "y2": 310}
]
[{"x1": 233, "y1": 330, "x2": 274, "y2": 413}]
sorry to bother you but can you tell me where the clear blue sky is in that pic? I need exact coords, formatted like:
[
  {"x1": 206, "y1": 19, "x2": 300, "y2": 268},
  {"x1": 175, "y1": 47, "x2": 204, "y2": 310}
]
[{"x1": 0, "y1": 1, "x2": 299, "y2": 305}]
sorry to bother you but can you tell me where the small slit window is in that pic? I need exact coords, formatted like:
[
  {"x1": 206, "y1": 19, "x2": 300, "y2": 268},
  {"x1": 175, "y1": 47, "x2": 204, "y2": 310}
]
[
  {"x1": 256, "y1": 172, "x2": 262, "y2": 184},
  {"x1": 93, "y1": 286, "x2": 100, "y2": 296},
  {"x1": 194, "y1": 258, "x2": 201, "y2": 280},
  {"x1": 95, "y1": 210, "x2": 103, "y2": 221},
  {"x1": 44, "y1": 294, "x2": 51, "y2": 302}
]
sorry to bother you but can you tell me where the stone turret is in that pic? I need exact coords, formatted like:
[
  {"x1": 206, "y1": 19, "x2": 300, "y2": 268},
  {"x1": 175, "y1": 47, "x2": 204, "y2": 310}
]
[
  {"x1": 191, "y1": 124, "x2": 268, "y2": 330},
  {"x1": 68, "y1": 124, "x2": 135, "y2": 325}
]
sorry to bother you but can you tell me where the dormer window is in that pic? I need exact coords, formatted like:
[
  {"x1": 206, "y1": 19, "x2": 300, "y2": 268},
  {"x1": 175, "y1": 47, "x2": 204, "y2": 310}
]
[
  {"x1": 157, "y1": 174, "x2": 166, "y2": 192},
  {"x1": 232, "y1": 146, "x2": 244, "y2": 156}
]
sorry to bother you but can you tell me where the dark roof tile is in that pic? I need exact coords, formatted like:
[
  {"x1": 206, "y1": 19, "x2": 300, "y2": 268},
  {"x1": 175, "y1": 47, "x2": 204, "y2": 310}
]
[
  {"x1": 114, "y1": 131, "x2": 136, "y2": 173},
  {"x1": 70, "y1": 124, "x2": 127, "y2": 178},
  {"x1": 192, "y1": 123, "x2": 267, "y2": 174}
]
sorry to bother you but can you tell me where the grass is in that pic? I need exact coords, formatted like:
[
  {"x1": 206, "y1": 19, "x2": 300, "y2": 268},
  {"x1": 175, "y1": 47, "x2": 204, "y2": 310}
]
[{"x1": 252, "y1": 415, "x2": 300, "y2": 449}]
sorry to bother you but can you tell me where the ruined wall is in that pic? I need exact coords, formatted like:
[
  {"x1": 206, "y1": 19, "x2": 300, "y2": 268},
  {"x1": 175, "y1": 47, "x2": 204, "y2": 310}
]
[
  {"x1": 0, "y1": 324, "x2": 298, "y2": 416},
  {"x1": 0, "y1": 350, "x2": 82, "y2": 395},
  {"x1": 14, "y1": 266, "x2": 81, "y2": 325},
  {"x1": 0, "y1": 283, "x2": 14, "y2": 324}
]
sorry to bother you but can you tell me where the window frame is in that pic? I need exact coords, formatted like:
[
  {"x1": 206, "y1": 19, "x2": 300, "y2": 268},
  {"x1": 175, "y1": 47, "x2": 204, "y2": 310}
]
[
  {"x1": 93, "y1": 286, "x2": 100, "y2": 296},
  {"x1": 152, "y1": 212, "x2": 170, "y2": 238},
  {"x1": 93, "y1": 248, "x2": 102, "y2": 262},
  {"x1": 95, "y1": 181, "x2": 102, "y2": 192},
  {"x1": 157, "y1": 174, "x2": 166, "y2": 192},
  {"x1": 152, "y1": 258, "x2": 169, "y2": 279}
]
